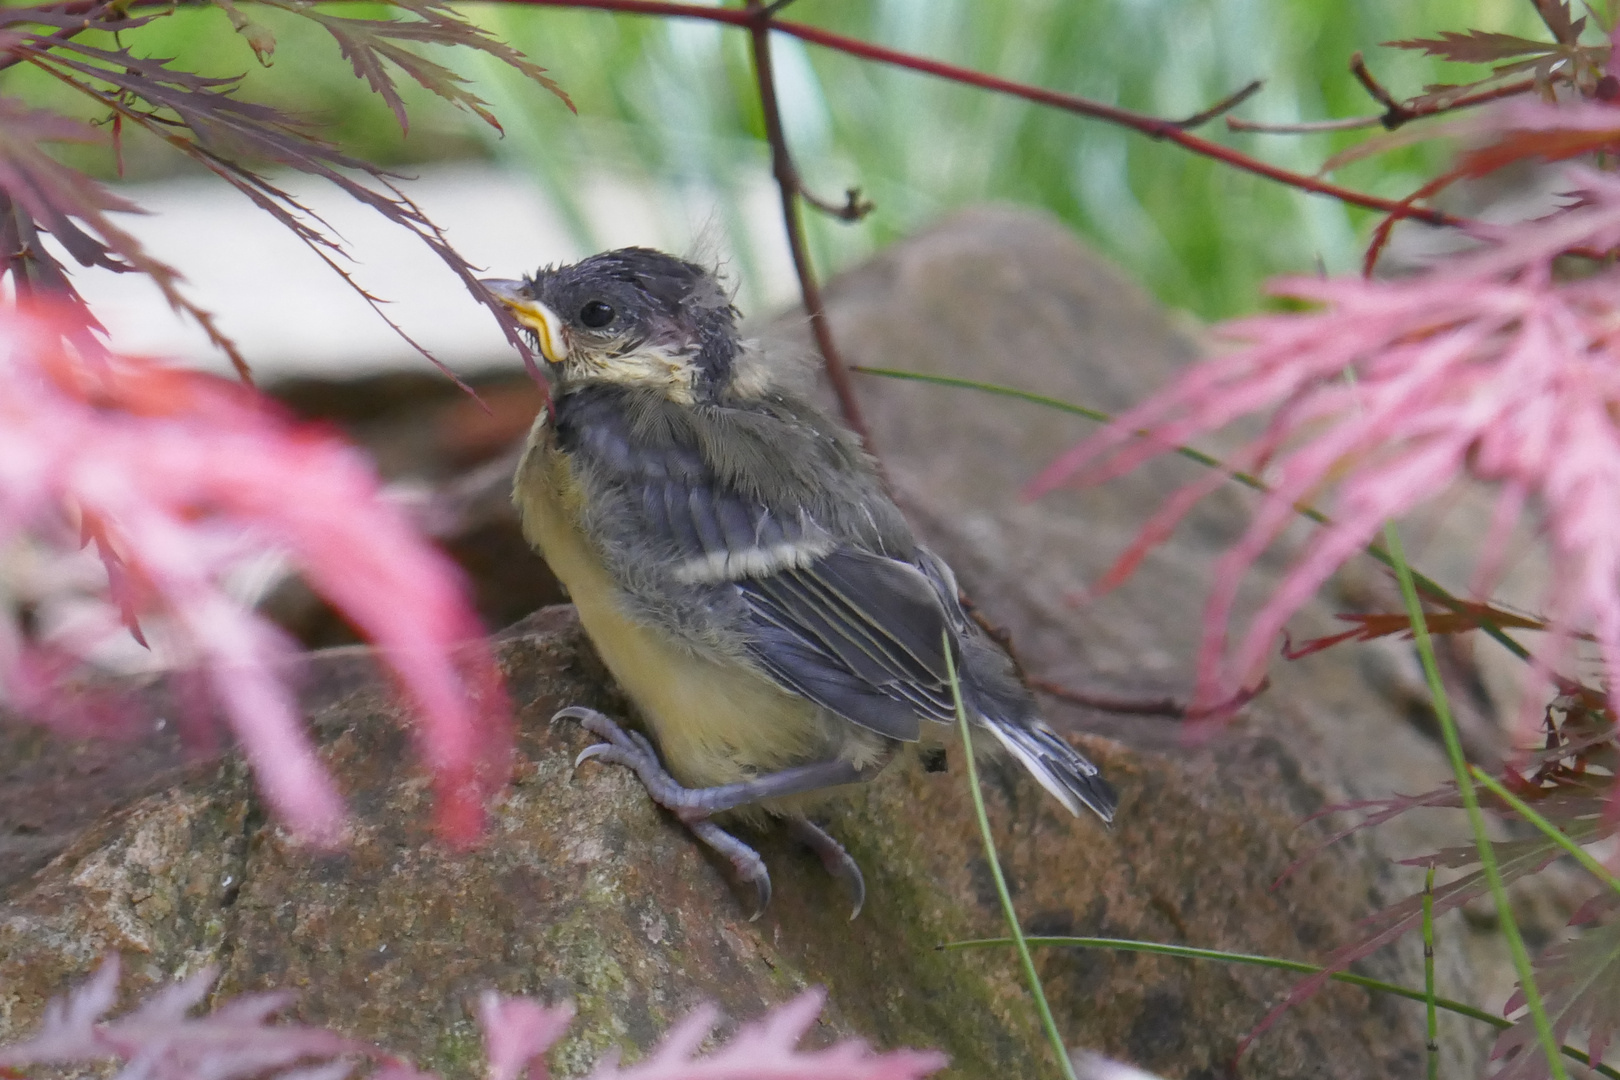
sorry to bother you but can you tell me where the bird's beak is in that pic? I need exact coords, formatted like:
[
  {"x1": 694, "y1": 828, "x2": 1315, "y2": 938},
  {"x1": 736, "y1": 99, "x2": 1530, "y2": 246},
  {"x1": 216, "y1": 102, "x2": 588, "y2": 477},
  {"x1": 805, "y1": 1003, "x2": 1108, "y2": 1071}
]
[{"x1": 482, "y1": 278, "x2": 569, "y2": 365}]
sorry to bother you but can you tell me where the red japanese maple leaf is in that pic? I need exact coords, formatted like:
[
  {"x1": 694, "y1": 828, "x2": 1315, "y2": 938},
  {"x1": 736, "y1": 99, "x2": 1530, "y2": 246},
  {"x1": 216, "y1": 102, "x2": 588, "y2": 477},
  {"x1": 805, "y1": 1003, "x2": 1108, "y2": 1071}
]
[
  {"x1": 0, "y1": 306, "x2": 509, "y2": 846},
  {"x1": 1, "y1": 958, "x2": 948, "y2": 1080},
  {"x1": 1030, "y1": 157, "x2": 1620, "y2": 737}
]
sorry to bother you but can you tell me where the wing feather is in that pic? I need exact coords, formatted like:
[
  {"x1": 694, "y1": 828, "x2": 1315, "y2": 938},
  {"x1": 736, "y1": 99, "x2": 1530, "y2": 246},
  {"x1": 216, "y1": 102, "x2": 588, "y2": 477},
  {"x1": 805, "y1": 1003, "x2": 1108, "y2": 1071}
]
[
  {"x1": 588, "y1": 434, "x2": 960, "y2": 739},
  {"x1": 554, "y1": 386, "x2": 1115, "y2": 822},
  {"x1": 739, "y1": 550, "x2": 957, "y2": 734}
]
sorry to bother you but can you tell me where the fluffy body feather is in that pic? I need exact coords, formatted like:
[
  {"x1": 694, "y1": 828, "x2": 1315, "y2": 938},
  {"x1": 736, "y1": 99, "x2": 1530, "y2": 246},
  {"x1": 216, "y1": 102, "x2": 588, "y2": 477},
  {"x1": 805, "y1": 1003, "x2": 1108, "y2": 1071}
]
[{"x1": 496, "y1": 248, "x2": 1117, "y2": 825}]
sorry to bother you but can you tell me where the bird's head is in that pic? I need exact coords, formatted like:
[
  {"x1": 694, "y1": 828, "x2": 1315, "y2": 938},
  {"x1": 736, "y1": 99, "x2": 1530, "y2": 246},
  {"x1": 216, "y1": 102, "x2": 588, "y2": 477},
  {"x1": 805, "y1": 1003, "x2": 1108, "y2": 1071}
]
[{"x1": 483, "y1": 248, "x2": 741, "y2": 403}]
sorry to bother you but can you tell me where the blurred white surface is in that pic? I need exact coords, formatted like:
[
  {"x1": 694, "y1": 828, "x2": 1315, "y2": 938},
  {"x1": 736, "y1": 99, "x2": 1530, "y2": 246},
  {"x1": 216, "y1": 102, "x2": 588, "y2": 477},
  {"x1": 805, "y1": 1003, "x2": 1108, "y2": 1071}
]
[{"x1": 63, "y1": 164, "x2": 800, "y2": 382}]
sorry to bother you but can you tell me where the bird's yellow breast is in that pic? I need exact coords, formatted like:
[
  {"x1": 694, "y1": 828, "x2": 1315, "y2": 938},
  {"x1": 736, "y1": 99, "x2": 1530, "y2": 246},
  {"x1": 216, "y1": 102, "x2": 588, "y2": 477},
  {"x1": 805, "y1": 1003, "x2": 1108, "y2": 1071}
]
[{"x1": 513, "y1": 421, "x2": 826, "y2": 789}]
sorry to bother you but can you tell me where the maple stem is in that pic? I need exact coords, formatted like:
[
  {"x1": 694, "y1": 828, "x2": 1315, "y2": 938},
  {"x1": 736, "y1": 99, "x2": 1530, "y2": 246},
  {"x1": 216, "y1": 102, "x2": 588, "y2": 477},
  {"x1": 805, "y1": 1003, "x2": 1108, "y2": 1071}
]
[
  {"x1": 1470, "y1": 766, "x2": 1620, "y2": 895},
  {"x1": 1171, "y1": 78, "x2": 1264, "y2": 130},
  {"x1": 0, "y1": 23, "x2": 91, "y2": 73},
  {"x1": 1028, "y1": 675, "x2": 1267, "y2": 721},
  {"x1": 1228, "y1": 114, "x2": 1386, "y2": 134},
  {"x1": 853, "y1": 365, "x2": 1537, "y2": 664},
  {"x1": 1349, "y1": 51, "x2": 1414, "y2": 128},
  {"x1": 740, "y1": 0, "x2": 874, "y2": 453},
  {"x1": 481, "y1": 0, "x2": 1465, "y2": 227}
]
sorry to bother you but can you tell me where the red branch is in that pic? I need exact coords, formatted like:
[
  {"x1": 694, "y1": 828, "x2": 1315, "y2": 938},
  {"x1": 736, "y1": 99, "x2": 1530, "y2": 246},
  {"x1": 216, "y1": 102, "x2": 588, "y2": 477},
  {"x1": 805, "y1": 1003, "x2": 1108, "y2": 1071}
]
[
  {"x1": 485, "y1": 0, "x2": 1464, "y2": 228},
  {"x1": 742, "y1": 0, "x2": 875, "y2": 453},
  {"x1": 1031, "y1": 675, "x2": 1269, "y2": 721}
]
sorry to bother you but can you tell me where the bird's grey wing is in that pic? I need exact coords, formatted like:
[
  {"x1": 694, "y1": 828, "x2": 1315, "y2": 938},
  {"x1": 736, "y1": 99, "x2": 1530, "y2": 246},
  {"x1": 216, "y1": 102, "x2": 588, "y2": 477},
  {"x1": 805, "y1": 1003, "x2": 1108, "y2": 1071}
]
[
  {"x1": 632, "y1": 472, "x2": 958, "y2": 741},
  {"x1": 560, "y1": 392, "x2": 958, "y2": 742},
  {"x1": 738, "y1": 548, "x2": 960, "y2": 741}
]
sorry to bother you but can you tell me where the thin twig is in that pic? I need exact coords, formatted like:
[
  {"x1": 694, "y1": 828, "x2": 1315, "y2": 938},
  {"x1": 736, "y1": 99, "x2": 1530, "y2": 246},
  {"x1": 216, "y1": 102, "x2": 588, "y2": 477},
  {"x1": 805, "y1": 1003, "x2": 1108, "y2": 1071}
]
[
  {"x1": 1419, "y1": 75, "x2": 1541, "y2": 116},
  {"x1": 1030, "y1": 676, "x2": 1268, "y2": 721},
  {"x1": 1364, "y1": 167, "x2": 1459, "y2": 277},
  {"x1": 852, "y1": 364, "x2": 1537, "y2": 664},
  {"x1": 799, "y1": 185, "x2": 875, "y2": 222},
  {"x1": 1228, "y1": 115, "x2": 1385, "y2": 134},
  {"x1": 1350, "y1": 51, "x2": 1415, "y2": 129},
  {"x1": 1171, "y1": 78, "x2": 1262, "y2": 131},
  {"x1": 742, "y1": 0, "x2": 876, "y2": 453},
  {"x1": 1027, "y1": 679, "x2": 1188, "y2": 718},
  {"x1": 959, "y1": 591, "x2": 1261, "y2": 721},
  {"x1": 1230, "y1": 74, "x2": 1541, "y2": 135},
  {"x1": 1350, "y1": 53, "x2": 1545, "y2": 132},
  {"x1": 477, "y1": 0, "x2": 1466, "y2": 228}
]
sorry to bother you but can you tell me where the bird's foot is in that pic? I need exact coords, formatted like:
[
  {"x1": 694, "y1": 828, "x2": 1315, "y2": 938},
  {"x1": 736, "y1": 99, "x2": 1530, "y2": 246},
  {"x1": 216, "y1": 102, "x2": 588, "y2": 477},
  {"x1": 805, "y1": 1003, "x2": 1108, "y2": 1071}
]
[
  {"x1": 788, "y1": 817, "x2": 865, "y2": 920},
  {"x1": 553, "y1": 706, "x2": 772, "y2": 920}
]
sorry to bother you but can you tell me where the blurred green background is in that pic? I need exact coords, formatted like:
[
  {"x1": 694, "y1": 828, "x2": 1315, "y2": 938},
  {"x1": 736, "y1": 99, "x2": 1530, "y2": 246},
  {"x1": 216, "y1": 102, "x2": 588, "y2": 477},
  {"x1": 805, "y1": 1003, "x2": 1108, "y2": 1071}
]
[{"x1": 18, "y1": 0, "x2": 1551, "y2": 321}]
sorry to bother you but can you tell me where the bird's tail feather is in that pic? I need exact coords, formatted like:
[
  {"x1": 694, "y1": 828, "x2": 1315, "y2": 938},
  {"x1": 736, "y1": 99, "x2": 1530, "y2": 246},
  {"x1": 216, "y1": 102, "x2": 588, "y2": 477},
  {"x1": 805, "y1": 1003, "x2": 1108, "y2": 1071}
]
[{"x1": 983, "y1": 718, "x2": 1118, "y2": 824}]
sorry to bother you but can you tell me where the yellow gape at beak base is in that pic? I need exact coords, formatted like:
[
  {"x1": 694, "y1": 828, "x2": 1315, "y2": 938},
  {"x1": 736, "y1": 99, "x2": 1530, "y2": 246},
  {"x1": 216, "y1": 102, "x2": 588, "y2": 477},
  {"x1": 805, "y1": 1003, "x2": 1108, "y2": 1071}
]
[
  {"x1": 483, "y1": 280, "x2": 569, "y2": 364},
  {"x1": 510, "y1": 298, "x2": 568, "y2": 365}
]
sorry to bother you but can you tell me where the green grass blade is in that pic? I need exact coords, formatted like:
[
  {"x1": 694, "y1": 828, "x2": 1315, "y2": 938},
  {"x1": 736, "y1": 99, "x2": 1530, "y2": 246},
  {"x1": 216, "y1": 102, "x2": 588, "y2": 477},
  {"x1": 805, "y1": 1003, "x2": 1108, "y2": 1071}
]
[
  {"x1": 851, "y1": 364, "x2": 1532, "y2": 663},
  {"x1": 851, "y1": 365, "x2": 1240, "y2": 481},
  {"x1": 944, "y1": 634, "x2": 1076, "y2": 1080},
  {"x1": 1424, "y1": 864, "x2": 1439, "y2": 1080},
  {"x1": 1384, "y1": 521, "x2": 1567, "y2": 1080},
  {"x1": 1469, "y1": 766, "x2": 1620, "y2": 895},
  {"x1": 943, "y1": 935, "x2": 1496, "y2": 1022},
  {"x1": 940, "y1": 935, "x2": 1619, "y2": 1078}
]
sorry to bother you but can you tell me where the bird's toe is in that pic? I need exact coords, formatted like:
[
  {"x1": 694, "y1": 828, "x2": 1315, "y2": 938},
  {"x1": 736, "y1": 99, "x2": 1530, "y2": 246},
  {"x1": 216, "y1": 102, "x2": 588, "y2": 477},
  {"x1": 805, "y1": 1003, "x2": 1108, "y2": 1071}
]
[
  {"x1": 690, "y1": 819, "x2": 773, "y2": 920},
  {"x1": 789, "y1": 817, "x2": 865, "y2": 920}
]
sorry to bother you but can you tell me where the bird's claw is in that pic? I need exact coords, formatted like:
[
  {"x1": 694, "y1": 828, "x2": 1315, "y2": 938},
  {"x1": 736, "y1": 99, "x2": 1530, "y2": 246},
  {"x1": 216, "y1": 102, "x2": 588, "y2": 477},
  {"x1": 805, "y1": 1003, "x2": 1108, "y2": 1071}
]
[
  {"x1": 790, "y1": 817, "x2": 865, "y2": 920},
  {"x1": 554, "y1": 703, "x2": 776, "y2": 919},
  {"x1": 553, "y1": 705, "x2": 632, "y2": 745},
  {"x1": 751, "y1": 875, "x2": 772, "y2": 921},
  {"x1": 572, "y1": 744, "x2": 609, "y2": 770},
  {"x1": 691, "y1": 819, "x2": 772, "y2": 920},
  {"x1": 556, "y1": 706, "x2": 660, "y2": 777}
]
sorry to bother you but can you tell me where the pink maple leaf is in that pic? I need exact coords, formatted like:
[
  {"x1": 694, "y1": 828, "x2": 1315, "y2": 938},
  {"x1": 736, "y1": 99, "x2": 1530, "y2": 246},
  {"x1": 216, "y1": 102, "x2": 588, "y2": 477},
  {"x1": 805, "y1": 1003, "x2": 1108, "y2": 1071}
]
[
  {"x1": 0, "y1": 955, "x2": 362, "y2": 1080},
  {"x1": 478, "y1": 992, "x2": 574, "y2": 1080},
  {"x1": 1028, "y1": 159, "x2": 1620, "y2": 738},
  {"x1": 7, "y1": 963, "x2": 947, "y2": 1080},
  {"x1": 0, "y1": 305, "x2": 510, "y2": 846},
  {"x1": 476, "y1": 986, "x2": 946, "y2": 1080}
]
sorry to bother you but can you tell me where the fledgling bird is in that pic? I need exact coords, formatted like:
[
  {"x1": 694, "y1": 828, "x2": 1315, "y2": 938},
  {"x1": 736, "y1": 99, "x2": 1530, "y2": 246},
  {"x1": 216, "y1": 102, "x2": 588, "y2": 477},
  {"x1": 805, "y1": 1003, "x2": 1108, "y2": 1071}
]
[{"x1": 483, "y1": 248, "x2": 1116, "y2": 919}]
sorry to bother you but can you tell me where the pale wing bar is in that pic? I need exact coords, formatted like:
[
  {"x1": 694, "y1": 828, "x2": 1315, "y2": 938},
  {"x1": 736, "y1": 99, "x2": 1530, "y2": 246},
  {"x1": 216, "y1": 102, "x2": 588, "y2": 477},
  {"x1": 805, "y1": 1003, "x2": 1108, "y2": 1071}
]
[
  {"x1": 738, "y1": 549, "x2": 960, "y2": 738},
  {"x1": 626, "y1": 464, "x2": 963, "y2": 741}
]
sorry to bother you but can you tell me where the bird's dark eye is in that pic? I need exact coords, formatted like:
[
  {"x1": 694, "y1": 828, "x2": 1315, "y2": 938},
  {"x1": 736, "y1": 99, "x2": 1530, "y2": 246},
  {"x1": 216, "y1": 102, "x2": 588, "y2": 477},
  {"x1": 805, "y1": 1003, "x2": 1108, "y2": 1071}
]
[{"x1": 579, "y1": 300, "x2": 615, "y2": 328}]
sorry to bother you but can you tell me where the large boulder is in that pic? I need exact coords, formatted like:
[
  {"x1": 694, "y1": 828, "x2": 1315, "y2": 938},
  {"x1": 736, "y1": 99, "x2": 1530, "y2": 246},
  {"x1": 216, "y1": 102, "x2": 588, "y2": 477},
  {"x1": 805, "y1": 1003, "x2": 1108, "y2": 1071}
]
[
  {"x1": 3, "y1": 607, "x2": 1440, "y2": 1079},
  {"x1": 0, "y1": 207, "x2": 1508, "y2": 1077}
]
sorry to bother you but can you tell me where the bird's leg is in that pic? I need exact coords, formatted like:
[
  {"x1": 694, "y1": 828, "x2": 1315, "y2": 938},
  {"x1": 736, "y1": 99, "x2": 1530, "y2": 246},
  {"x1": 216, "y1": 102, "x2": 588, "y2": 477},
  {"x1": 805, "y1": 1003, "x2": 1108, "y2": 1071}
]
[
  {"x1": 787, "y1": 817, "x2": 865, "y2": 920},
  {"x1": 554, "y1": 706, "x2": 888, "y2": 816},
  {"x1": 553, "y1": 706, "x2": 884, "y2": 919}
]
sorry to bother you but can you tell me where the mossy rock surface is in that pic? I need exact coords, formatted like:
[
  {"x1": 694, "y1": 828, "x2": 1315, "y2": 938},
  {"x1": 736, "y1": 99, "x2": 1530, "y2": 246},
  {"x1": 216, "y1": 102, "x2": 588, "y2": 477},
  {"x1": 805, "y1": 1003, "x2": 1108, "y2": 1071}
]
[{"x1": 0, "y1": 605, "x2": 1431, "y2": 1079}]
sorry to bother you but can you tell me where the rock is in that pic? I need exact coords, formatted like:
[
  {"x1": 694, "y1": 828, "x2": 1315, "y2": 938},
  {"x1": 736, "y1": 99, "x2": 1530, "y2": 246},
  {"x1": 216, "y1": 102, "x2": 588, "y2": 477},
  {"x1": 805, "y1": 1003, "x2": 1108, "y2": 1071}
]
[
  {"x1": 5, "y1": 608, "x2": 1425, "y2": 1080},
  {"x1": 1, "y1": 207, "x2": 1508, "y2": 1078}
]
